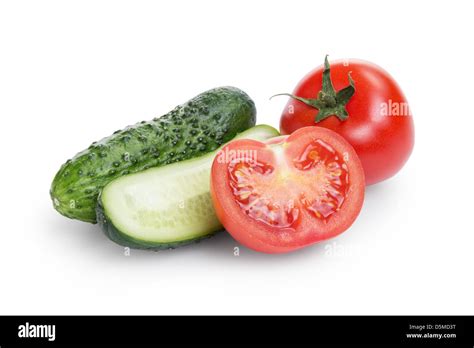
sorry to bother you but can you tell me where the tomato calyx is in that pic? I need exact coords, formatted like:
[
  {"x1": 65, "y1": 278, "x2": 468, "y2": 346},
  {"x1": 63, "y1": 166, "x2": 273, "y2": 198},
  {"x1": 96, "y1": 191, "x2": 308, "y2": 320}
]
[{"x1": 271, "y1": 55, "x2": 355, "y2": 123}]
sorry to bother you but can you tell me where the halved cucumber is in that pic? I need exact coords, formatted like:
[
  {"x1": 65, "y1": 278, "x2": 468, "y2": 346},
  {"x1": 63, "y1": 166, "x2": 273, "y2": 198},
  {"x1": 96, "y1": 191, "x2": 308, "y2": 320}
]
[{"x1": 97, "y1": 125, "x2": 279, "y2": 249}]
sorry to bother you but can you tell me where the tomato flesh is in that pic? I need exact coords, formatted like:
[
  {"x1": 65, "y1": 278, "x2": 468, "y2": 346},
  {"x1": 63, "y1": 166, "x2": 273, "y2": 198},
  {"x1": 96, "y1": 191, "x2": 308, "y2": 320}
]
[
  {"x1": 294, "y1": 139, "x2": 349, "y2": 220},
  {"x1": 211, "y1": 126, "x2": 365, "y2": 253}
]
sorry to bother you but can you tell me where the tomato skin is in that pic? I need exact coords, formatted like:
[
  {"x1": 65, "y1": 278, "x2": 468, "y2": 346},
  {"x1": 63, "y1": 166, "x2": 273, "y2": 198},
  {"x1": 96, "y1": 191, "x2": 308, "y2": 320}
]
[
  {"x1": 211, "y1": 127, "x2": 365, "y2": 254},
  {"x1": 279, "y1": 59, "x2": 415, "y2": 185}
]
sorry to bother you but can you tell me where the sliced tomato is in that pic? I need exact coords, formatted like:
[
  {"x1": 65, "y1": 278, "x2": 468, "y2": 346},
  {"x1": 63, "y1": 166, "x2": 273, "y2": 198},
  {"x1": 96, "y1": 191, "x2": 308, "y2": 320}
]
[{"x1": 210, "y1": 126, "x2": 365, "y2": 253}]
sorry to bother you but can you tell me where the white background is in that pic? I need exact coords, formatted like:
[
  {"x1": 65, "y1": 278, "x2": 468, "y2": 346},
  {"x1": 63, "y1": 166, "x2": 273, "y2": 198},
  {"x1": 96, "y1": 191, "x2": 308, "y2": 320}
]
[{"x1": 1, "y1": 0, "x2": 473, "y2": 315}]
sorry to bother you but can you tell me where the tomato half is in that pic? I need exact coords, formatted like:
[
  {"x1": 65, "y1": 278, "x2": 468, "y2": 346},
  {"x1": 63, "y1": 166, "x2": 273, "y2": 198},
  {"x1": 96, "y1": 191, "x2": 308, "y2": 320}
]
[
  {"x1": 211, "y1": 126, "x2": 365, "y2": 253},
  {"x1": 278, "y1": 57, "x2": 415, "y2": 185}
]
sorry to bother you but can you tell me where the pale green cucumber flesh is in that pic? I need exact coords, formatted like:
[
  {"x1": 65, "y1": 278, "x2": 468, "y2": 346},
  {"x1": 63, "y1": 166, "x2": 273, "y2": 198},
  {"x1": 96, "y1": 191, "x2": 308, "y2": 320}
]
[{"x1": 97, "y1": 125, "x2": 279, "y2": 249}]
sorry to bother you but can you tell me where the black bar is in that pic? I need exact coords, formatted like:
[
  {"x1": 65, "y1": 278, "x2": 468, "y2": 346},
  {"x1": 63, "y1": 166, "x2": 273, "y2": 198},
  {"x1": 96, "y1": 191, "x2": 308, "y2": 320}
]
[{"x1": 0, "y1": 316, "x2": 473, "y2": 346}]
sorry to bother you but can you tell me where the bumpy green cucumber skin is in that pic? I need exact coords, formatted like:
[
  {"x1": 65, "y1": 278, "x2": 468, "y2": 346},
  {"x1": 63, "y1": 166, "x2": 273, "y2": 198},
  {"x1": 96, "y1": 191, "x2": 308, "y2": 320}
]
[
  {"x1": 95, "y1": 125, "x2": 280, "y2": 250},
  {"x1": 50, "y1": 87, "x2": 256, "y2": 223}
]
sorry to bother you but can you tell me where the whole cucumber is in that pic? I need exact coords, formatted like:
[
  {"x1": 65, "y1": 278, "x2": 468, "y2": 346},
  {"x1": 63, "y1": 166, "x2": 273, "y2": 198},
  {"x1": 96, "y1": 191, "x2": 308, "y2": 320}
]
[{"x1": 51, "y1": 86, "x2": 256, "y2": 223}]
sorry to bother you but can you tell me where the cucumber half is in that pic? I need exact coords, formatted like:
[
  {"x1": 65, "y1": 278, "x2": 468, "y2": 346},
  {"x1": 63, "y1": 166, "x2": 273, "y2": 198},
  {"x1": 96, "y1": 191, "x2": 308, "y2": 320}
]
[{"x1": 97, "y1": 125, "x2": 279, "y2": 249}]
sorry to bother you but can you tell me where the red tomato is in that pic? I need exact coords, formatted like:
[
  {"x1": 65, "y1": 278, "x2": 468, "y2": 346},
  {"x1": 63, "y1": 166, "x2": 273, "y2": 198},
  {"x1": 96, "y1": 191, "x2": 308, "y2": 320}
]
[
  {"x1": 211, "y1": 126, "x2": 365, "y2": 253},
  {"x1": 278, "y1": 57, "x2": 415, "y2": 185}
]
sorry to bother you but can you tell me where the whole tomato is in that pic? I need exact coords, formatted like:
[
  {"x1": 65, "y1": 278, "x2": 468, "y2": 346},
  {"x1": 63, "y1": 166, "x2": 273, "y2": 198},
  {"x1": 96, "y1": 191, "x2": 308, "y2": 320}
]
[{"x1": 276, "y1": 57, "x2": 415, "y2": 185}]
